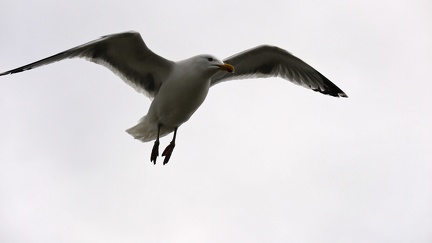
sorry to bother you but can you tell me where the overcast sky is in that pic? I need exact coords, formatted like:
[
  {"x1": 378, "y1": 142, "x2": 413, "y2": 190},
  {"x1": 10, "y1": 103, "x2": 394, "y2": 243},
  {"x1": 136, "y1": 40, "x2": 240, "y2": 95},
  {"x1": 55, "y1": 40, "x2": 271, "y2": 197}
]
[{"x1": 0, "y1": 0, "x2": 431, "y2": 242}]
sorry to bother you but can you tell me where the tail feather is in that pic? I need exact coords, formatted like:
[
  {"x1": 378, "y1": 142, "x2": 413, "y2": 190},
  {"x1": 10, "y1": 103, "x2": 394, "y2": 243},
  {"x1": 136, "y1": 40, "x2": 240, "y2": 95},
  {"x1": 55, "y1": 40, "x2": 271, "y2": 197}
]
[{"x1": 126, "y1": 117, "x2": 174, "y2": 143}]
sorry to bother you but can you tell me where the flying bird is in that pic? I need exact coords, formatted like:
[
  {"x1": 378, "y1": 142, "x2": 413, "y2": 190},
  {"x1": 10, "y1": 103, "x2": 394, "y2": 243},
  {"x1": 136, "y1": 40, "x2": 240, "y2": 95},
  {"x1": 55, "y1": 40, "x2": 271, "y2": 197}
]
[{"x1": 0, "y1": 31, "x2": 347, "y2": 165}]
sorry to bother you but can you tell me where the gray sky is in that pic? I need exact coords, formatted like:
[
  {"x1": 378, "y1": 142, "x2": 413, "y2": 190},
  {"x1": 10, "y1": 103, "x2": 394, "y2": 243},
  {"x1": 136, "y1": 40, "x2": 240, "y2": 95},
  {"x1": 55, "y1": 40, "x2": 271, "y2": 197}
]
[{"x1": 1, "y1": 0, "x2": 431, "y2": 242}]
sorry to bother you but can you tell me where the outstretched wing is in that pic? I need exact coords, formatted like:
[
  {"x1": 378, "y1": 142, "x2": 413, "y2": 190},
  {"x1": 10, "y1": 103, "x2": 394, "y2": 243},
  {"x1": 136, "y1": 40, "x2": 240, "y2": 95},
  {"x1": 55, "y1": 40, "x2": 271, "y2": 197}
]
[
  {"x1": 0, "y1": 31, "x2": 174, "y2": 98},
  {"x1": 211, "y1": 45, "x2": 347, "y2": 98}
]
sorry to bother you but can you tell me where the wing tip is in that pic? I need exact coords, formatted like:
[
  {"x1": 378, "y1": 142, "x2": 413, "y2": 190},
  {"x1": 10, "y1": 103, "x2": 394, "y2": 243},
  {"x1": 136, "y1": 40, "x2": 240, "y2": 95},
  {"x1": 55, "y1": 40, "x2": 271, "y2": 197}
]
[
  {"x1": 318, "y1": 88, "x2": 348, "y2": 98},
  {"x1": 0, "y1": 68, "x2": 30, "y2": 76},
  {"x1": 338, "y1": 92, "x2": 348, "y2": 98},
  {"x1": 0, "y1": 71, "x2": 14, "y2": 76}
]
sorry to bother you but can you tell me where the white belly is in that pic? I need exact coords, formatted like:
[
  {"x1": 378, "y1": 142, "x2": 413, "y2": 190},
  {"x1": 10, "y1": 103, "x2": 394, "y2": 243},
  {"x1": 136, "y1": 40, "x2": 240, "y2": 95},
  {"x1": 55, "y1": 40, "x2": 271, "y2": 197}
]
[{"x1": 153, "y1": 77, "x2": 210, "y2": 127}]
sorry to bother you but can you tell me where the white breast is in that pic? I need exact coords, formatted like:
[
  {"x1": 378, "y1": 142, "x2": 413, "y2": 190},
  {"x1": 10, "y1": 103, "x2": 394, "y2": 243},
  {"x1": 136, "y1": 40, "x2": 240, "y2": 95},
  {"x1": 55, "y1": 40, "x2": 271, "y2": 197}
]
[{"x1": 152, "y1": 62, "x2": 213, "y2": 127}]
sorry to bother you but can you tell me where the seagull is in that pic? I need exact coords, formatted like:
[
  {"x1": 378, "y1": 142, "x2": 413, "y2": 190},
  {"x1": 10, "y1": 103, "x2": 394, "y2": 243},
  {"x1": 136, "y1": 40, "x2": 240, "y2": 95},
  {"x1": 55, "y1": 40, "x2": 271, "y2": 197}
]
[{"x1": 0, "y1": 31, "x2": 347, "y2": 165}]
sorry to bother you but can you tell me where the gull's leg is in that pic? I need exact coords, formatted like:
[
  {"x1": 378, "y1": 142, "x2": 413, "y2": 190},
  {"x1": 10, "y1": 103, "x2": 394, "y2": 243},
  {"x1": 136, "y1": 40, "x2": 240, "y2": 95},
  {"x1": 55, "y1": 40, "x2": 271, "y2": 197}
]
[
  {"x1": 162, "y1": 127, "x2": 178, "y2": 165},
  {"x1": 150, "y1": 124, "x2": 161, "y2": 164}
]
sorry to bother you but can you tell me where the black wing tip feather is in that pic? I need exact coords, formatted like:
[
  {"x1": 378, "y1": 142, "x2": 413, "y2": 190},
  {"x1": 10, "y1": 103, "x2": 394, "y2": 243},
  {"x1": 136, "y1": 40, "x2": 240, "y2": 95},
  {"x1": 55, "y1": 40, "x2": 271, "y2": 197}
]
[
  {"x1": 330, "y1": 85, "x2": 348, "y2": 98},
  {"x1": 315, "y1": 72, "x2": 348, "y2": 98},
  {"x1": 319, "y1": 89, "x2": 348, "y2": 98},
  {"x1": 321, "y1": 86, "x2": 348, "y2": 98},
  {"x1": 317, "y1": 83, "x2": 348, "y2": 98},
  {"x1": 338, "y1": 92, "x2": 348, "y2": 98},
  {"x1": 0, "y1": 68, "x2": 27, "y2": 76}
]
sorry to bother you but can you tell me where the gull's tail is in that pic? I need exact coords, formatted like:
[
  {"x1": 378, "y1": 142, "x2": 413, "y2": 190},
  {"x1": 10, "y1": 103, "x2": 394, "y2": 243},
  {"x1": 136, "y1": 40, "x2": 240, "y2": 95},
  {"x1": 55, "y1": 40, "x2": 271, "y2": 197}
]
[{"x1": 126, "y1": 116, "x2": 173, "y2": 143}]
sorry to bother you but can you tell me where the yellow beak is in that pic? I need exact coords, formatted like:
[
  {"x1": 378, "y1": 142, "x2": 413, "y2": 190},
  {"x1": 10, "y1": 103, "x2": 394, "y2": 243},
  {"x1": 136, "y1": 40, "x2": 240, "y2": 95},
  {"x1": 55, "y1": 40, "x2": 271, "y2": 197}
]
[{"x1": 217, "y1": 63, "x2": 235, "y2": 73}]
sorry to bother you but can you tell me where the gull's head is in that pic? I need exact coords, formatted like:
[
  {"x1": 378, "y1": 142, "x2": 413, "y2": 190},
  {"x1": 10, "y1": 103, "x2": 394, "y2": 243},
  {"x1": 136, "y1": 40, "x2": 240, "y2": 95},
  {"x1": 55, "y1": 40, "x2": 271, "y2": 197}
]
[{"x1": 193, "y1": 55, "x2": 235, "y2": 74}]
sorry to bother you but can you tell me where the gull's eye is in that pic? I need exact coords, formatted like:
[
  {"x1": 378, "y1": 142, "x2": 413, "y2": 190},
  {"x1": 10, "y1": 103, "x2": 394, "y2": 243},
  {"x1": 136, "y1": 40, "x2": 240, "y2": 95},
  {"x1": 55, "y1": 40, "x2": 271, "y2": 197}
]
[{"x1": 207, "y1": 57, "x2": 213, "y2": 62}]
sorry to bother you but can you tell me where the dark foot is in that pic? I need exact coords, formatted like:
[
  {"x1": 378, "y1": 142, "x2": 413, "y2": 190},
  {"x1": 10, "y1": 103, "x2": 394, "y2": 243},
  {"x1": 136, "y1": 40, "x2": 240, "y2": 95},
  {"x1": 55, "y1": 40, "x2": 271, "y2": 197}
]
[
  {"x1": 162, "y1": 142, "x2": 175, "y2": 165},
  {"x1": 150, "y1": 140, "x2": 160, "y2": 164}
]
